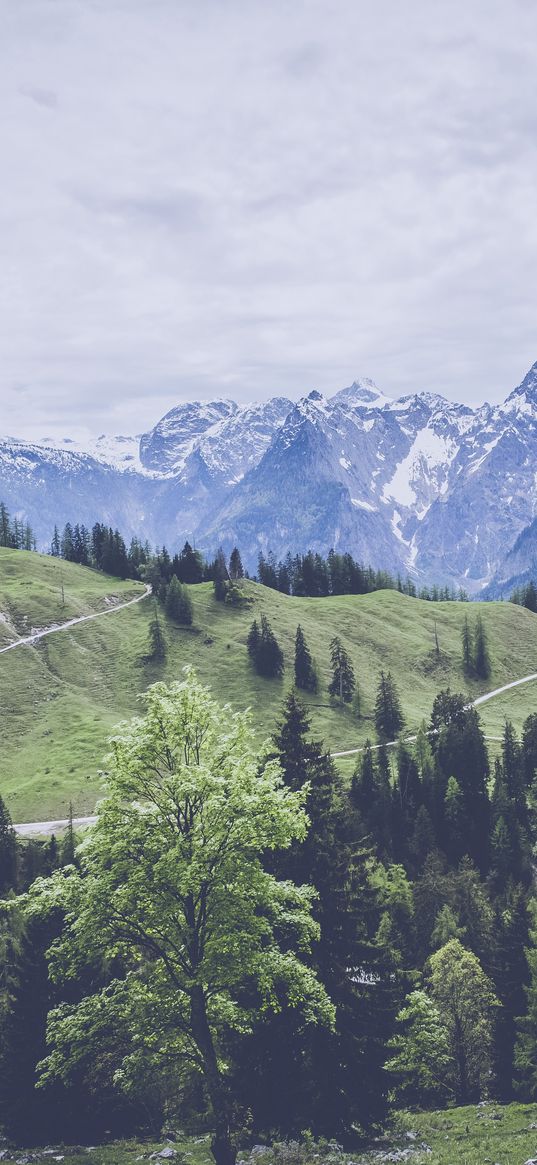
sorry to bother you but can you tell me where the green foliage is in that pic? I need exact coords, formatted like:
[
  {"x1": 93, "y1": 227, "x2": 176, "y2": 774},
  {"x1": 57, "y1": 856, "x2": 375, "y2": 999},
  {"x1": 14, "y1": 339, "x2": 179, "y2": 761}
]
[
  {"x1": 386, "y1": 989, "x2": 454, "y2": 1106},
  {"x1": 247, "y1": 614, "x2": 284, "y2": 678},
  {"x1": 164, "y1": 575, "x2": 193, "y2": 625},
  {"x1": 327, "y1": 637, "x2": 355, "y2": 703},
  {"x1": 474, "y1": 613, "x2": 491, "y2": 679},
  {"x1": 374, "y1": 671, "x2": 404, "y2": 740},
  {"x1": 147, "y1": 605, "x2": 167, "y2": 661},
  {"x1": 294, "y1": 625, "x2": 317, "y2": 692},
  {"x1": 30, "y1": 673, "x2": 333, "y2": 1165},
  {"x1": 428, "y1": 939, "x2": 499, "y2": 1103}
]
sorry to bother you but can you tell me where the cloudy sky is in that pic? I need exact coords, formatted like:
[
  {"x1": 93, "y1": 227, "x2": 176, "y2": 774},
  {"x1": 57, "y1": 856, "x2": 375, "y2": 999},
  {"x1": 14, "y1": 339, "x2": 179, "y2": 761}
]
[{"x1": 2, "y1": 0, "x2": 537, "y2": 439}]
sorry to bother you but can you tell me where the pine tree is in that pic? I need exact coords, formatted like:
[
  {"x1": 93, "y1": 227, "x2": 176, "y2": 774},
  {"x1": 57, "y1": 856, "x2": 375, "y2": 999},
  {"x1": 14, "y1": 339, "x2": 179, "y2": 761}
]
[
  {"x1": 229, "y1": 547, "x2": 244, "y2": 580},
  {"x1": 515, "y1": 902, "x2": 537, "y2": 1099},
  {"x1": 60, "y1": 803, "x2": 76, "y2": 866},
  {"x1": 474, "y1": 614, "x2": 491, "y2": 679},
  {"x1": 256, "y1": 614, "x2": 284, "y2": 678},
  {"x1": 0, "y1": 796, "x2": 17, "y2": 894},
  {"x1": 50, "y1": 526, "x2": 61, "y2": 558},
  {"x1": 374, "y1": 671, "x2": 404, "y2": 740},
  {"x1": 462, "y1": 615, "x2": 473, "y2": 675},
  {"x1": 294, "y1": 624, "x2": 317, "y2": 692},
  {"x1": 147, "y1": 605, "x2": 167, "y2": 662},
  {"x1": 246, "y1": 618, "x2": 260, "y2": 662},
  {"x1": 212, "y1": 548, "x2": 229, "y2": 601},
  {"x1": 246, "y1": 694, "x2": 400, "y2": 1136},
  {"x1": 328, "y1": 636, "x2": 355, "y2": 702}
]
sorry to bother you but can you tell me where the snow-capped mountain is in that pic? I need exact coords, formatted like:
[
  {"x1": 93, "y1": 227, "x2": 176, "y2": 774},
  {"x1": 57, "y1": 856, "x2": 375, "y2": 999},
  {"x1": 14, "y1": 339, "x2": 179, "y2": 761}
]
[{"x1": 3, "y1": 361, "x2": 537, "y2": 591}]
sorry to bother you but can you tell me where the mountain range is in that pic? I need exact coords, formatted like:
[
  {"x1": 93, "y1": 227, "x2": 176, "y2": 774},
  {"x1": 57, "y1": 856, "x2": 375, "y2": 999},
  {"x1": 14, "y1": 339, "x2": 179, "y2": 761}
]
[{"x1": 3, "y1": 361, "x2": 537, "y2": 593}]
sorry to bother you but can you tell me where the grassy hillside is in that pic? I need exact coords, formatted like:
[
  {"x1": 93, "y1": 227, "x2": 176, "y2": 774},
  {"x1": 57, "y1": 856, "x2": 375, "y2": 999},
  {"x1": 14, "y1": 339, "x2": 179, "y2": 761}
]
[
  {"x1": 5, "y1": 1102, "x2": 537, "y2": 1164},
  {"x1": 2, "y1": 548, "x2": 537, "y2": 820}
]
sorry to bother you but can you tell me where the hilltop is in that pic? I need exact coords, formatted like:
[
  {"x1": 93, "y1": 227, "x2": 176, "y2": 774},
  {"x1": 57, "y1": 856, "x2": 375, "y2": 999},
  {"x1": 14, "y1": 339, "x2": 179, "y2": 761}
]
[{"x1": 2, "y1": 548, "x2": 537, "y2": 820}]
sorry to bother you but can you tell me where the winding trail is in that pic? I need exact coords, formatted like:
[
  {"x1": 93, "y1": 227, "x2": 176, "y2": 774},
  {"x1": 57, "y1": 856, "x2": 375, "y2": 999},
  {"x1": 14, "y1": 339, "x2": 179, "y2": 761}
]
[
  {"x1": 11, "y1": 657, "x2": 537, "y2": 837},
  {"x1": 0, "y1": 583, "x2": 151, "y2": 657}
]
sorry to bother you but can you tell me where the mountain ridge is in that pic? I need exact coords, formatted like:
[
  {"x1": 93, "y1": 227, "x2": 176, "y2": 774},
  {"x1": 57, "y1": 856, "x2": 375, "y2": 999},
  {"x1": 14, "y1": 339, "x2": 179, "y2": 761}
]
[{"x1": 3, "y1": 363, "x2": 537, "y2": 591}]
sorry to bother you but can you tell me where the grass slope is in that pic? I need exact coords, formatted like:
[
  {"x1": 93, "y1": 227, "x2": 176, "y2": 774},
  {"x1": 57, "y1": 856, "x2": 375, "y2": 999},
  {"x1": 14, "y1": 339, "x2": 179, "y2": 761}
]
[
  {"x1": 2, "y1": 548, "x2": 537, "y2": 820},
  {"x1": 5, "y1": 1102, "x2": 537, "y2": 1164}
]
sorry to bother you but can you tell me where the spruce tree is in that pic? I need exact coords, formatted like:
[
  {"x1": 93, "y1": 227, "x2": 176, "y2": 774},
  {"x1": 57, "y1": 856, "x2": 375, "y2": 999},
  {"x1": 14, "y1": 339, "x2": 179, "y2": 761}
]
[
  {"x1": 0, "y1": 797, "x2": 17, "y2": 894},
  {"x1": 256, "y1": 614, "x2": 284, "y2": 678},
  {"x1": 294, "y1": 624, "x2": 317, "y2": 692},
  {"x1": 212, "y1": 548, "x2": 229, "y2": 601},
  {"x1": 60, "y1": 803, "x2": 76, "y2": 867},
  {"x1": 474, "y1": 614, "x2": 491, "y2": 679},
  {"x1": 462, "y1": 615, "x2": 473, "y2": 675},
  {"x1": 328, "y1": 636, "x2": 355, "y2": 702},
  {"x1": 229, "y1": 547, "x2": 244, "y2": 580},
  {"x1": 147, "y1": 605, "x2": 167, "y2": 662},
  {"x1": 246, "y1": 618, "x2": 260, "y2": 662},
  {"x1": 374, "y1": 670, "x2": 404, "y2": 740}
]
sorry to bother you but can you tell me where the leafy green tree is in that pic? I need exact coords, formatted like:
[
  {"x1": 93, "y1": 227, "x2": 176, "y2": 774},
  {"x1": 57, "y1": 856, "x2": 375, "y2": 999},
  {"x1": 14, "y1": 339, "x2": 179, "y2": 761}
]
[
  {"x1": 374, "y1": 671, "x2": 404, "y2": 740},
  {"x1": 431, "y1": 904, "x2": 465, "y2": 949},
  {"x1": 32, "y1": 674, "x2": 333, "y2": 1165},
  {"x1": 294, "y1": 624, "x2": 317, "y2": 692},
  {"x1": 427, "y1": 939, "x2": 499, "y2": 1102},
  {"x1": 386, "y1": 989, "x2": 454, "y2": 1107},
  {"x1": 165, "y1": 575, "x2": 193, "y2": 625},
  {"x1": 328, "y1": 636, "x2": 355, "y2": 703}
]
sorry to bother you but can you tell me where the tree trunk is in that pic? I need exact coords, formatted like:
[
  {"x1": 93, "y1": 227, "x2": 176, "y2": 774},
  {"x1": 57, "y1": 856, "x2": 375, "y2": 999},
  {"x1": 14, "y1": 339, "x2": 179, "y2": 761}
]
[{"x1": 190, "y1": 985, "x2": 236, "y2": 1165}]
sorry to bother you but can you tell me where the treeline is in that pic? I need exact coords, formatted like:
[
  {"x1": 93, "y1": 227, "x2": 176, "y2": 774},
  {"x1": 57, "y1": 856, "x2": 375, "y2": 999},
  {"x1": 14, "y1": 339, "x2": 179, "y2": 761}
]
[
  {"x1": 0, "y1": 502, "x2": 35, "y2": 551},
  {"x1": 0, "y1": 502, "x2": 471, "y2": 604},
  {"x1": 2, "y1": 682, "x2": 537, "y2": 1154},
  {"x1": 511, "y1": 580, "x2": 537, "y2": 612},
  {"x1": 257, "y1": 548, "x2": 469, "y2": 601}
]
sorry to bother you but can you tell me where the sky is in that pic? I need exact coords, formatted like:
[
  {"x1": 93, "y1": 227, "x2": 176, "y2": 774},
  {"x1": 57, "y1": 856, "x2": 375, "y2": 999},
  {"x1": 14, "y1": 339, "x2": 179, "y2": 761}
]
[{"x1": 1, "y1": 0, "x2": 537, "y2": 440}]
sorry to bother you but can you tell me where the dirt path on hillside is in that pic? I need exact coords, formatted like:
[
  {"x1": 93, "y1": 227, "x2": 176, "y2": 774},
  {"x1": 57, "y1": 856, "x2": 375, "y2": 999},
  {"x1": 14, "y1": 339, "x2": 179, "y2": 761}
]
[
  {"x1": 0, "y1": 583, "x2": 151, "y2": 656},
  {"x1": 12, "y1": 661, "x2": 537, "y2": 836}
]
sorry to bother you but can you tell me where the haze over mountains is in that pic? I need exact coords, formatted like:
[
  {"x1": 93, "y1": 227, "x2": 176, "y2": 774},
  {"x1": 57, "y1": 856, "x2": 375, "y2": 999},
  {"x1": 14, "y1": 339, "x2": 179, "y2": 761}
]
[{"x1": 2, "y1": 361, "x2": 537, "y2": 593}]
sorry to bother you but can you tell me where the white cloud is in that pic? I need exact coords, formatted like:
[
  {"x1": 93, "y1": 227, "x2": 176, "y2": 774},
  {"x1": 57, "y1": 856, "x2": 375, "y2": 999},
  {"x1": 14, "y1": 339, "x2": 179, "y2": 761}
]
[{"x1": 0, "y1": 0, "x2": 536, "y2": 437}]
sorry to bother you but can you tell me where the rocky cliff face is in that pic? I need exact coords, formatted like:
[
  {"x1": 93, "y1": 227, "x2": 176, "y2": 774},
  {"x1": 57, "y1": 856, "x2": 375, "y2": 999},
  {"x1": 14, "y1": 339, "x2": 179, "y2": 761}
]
[{"x1": 3, "y1": 363, "x2": 537, "y2": 591}]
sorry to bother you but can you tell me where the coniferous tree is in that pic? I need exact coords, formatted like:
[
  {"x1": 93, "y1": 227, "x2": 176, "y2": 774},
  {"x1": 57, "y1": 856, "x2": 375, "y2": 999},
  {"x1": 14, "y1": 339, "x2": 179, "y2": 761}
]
[
  {"x1": 60, "y1": 803, "x2": 76, "y2": 867},
  {"x1": 245, "y1": 694, "x2": 400, "y2": 1136},
  {"x1": 474, "y1": 614, "x2": 491, "y2": 679},
  {"x1": 177, "y1": 541, "x2": 204, "y2": 584},
  {"x1": 294, "y1": 624, "x2": 317, "y2": 692},
  {"x1": 147, "y1": 605, "x2": 167, "y2": 662},
  {"x1": 50, "y1": 526, "x2": 61, "y2": 558},
  {"x1": 0, "y1": 797, "x2": 17, "y2": 894},
  {"x1": 256, "y1": 614, "x2": 284, "y2": 678},
  {"x1": 228, "y1": 547, "x2": 244, "y2": 580},
  {"x1": 375, "y1": 671, "x2": 404, "y2": 740},
  {"x1": 212, "y1": 548, "x2": 229, "y2": 601},
  {"x1": 328, "y1": 636, "x2": 355, "y2": 703},
  {"x1": 246, "y1": 618, "x2": 260, "y2": 662},
  {"x1": 462, "y1": 615, "x2": 473, "y2": 675}
]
